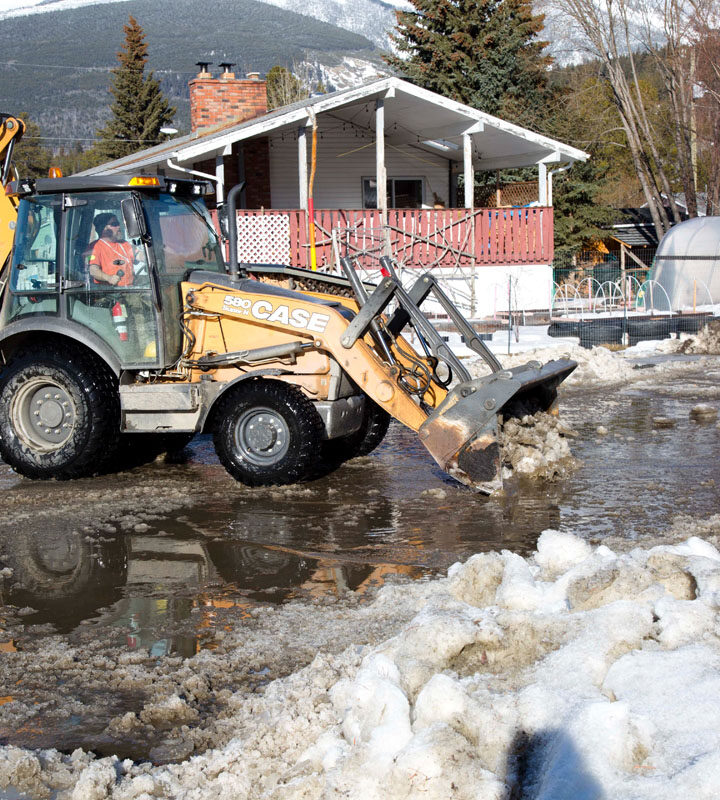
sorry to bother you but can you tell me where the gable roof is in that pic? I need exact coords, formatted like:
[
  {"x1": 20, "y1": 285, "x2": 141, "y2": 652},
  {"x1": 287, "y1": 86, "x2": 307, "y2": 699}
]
[{"x1": 79, "y1": 76, "x2": 588, "y2": 177}]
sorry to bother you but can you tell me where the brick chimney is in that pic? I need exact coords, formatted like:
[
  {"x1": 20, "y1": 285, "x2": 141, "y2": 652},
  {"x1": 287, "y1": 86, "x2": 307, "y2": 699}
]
[{"x1": 189, "y1": 62, "x2": 268, "y2": 133}]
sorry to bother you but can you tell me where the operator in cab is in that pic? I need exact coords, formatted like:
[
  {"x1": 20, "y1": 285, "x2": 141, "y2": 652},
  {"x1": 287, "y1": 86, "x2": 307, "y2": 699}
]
[{"x1": 87, "y1": 212, "x2": 137, "y2": 286}]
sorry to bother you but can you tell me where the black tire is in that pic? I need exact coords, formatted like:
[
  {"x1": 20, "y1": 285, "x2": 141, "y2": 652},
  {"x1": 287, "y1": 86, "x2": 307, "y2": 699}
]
[
  {"x1": 579, "y1": 321, "x2": 624, "y2": 348},
  {"x1": 0, "y1": 344, "x2": 119, "y2": 479},
  {"x1": 323, "y1": 397, "x2": 391, "y2": 463},
  {"x1": 626, "y1": 318, "x2": 672, "y2": 342},
  {"x1": 213, "y1": 379, "x2": 323, "y2": 486},
  {"x1": 547, "y1": 320, "x2": 580, "y2": 338},
  {"x1": 672, "y1": 315, "x2": 703, "y2": 334}
]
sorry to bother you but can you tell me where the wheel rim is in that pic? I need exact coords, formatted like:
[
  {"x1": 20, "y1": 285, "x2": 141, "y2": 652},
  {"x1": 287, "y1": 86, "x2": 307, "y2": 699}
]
[
  {"x1": 12, "y1": 377, "x2": 77, "y2": 451},
  {"x1": 233, "y1": 406, "x2": 290, "y2": 466}
]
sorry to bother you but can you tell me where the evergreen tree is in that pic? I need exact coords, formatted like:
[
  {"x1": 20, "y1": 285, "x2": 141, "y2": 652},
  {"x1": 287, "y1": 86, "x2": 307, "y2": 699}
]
[
  {"x1": 12, "y1": 114, "x2": 52, "y2": 178},
  {"x1": 552, "y1": 159, "x2": 615, "y2": 258},
  {"x1": 94, "y1": 16, "x2": 175, "y2": 161},
  {"x1": 385, "y1": 0, "x2": 553, "y2": 129}
]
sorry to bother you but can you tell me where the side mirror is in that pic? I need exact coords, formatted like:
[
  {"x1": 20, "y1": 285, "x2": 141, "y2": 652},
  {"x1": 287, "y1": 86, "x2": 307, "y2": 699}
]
[
  {"x1": 121, "y1": 196, "x2": 149, "y2": 242},
  {"x1": 217, "y1": 203, "x2": 229, "y2": 239}
]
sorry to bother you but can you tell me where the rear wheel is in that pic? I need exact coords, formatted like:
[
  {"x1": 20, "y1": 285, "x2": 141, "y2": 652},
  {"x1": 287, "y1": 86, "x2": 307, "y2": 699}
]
[
  {"x1": 213, "y1": 379, "x2": 323, "y2": 486},
  {"x1": 0, "y1": 345, "x2": 119, "y2": 479}
]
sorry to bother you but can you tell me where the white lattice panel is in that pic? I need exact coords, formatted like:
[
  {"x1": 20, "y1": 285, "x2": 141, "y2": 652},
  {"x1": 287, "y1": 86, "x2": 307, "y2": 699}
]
[{"x1": 235, "y1": 215, "x2": 290, "y2": 263}]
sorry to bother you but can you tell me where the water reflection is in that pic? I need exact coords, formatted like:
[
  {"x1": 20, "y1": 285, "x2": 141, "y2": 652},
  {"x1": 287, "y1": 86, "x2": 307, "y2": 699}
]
[{"x1": 4, "y1": 357, "x2": 720, "y2": 652}]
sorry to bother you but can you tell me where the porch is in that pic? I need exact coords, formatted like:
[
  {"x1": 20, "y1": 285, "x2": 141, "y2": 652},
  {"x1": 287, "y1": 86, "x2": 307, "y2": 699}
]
[{"x1": 227, "y1": 206, "x2": 554, "y2": 270}]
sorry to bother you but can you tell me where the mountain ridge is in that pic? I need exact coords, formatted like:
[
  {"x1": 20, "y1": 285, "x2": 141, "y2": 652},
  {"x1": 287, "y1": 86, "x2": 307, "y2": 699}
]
[{"x1": 0, "y1": 0, "x2": 385, "y2": 144}]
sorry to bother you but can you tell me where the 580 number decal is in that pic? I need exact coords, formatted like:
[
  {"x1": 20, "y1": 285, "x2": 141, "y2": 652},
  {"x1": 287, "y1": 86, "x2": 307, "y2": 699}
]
[{"x1": 222, "y1": 295, "x2": 330, "y2": 333}]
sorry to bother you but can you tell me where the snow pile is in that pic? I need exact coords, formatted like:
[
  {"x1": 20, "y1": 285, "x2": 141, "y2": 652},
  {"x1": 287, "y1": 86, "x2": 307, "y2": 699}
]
[
  {"x1": 678, "y1": 321, "x2": 720, "y2": 355},
  {"x1": 3, "y1": 533, "x2": 720, "y2": 798},
  {"x1": 469, "y1": 343, "x2": 636, "y2": 387}
]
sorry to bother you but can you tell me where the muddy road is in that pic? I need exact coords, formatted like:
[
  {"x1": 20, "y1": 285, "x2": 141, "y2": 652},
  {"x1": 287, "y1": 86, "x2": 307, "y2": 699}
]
[{"x1": 1, "y1": 349, "x2": 720, "y2": 762}]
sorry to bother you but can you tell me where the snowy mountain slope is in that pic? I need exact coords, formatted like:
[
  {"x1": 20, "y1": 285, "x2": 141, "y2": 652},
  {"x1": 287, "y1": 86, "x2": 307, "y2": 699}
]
[
  {"x1": 261, "y1": 0, "x2": 401, "y2": 48},
  {"x1": 0, "y1": 0, "x2": 382, "y2": 140},
  {"x1": 0, "y1": 0, "x2": 408, "y2": 48},
  {"x1": 0, "y1": 0, "x2": 587, "y2": 65}
]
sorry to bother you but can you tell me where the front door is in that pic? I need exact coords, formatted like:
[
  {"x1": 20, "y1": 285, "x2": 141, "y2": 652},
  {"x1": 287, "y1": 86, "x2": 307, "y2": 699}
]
[{"x1": 62, "y1": 192, "x2": 160, "y2": 368}]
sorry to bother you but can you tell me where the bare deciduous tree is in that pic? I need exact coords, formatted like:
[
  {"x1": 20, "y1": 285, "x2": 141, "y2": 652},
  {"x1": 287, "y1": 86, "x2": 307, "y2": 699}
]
[
  {"x1": 550, "y1": 0, "x2": 718, "y2": 237},
  {"x1": 693, "y1": 7, "x2": 720, "y2": 214}
]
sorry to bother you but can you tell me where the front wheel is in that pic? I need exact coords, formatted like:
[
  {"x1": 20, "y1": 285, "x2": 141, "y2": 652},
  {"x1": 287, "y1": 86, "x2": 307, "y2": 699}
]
[
  {"x1": 213, "y1": 379, "x2": 323, "y2": 487},
  {"x1": 0, "y1": 345, "x2": 120, "y2": 479},
  {"x1": 323, "y1": 396, "x2": 391, "y2": 463}
]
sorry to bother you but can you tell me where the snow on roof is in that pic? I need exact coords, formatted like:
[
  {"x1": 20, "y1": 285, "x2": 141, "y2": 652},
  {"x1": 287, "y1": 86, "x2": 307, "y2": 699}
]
[{"x1": 79, "y1": 76, "x2": 588, "y2": 177}]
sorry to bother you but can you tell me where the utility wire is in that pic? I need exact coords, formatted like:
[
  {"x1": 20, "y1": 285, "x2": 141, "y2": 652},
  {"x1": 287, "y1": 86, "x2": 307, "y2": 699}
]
[{"x1": 0, "y1": 60, "x2": 196, "y2": 75}]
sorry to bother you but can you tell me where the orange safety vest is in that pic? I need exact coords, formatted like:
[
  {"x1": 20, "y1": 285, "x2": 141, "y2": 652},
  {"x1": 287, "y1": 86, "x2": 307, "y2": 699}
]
[{"x1": 88, "y1": 238, "x2": 134, "y2": 286}]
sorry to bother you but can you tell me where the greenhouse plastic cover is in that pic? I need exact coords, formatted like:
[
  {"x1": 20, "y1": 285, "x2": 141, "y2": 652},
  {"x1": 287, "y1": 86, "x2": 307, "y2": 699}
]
[{"x1": 652, "y1": 217, "x2": 720, "y2": 310}]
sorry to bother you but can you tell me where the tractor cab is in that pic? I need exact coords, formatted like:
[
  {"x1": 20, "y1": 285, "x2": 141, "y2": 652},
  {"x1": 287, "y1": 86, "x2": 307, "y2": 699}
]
[{"x1": 2, "y1": 175, "x2": 222, "y2": 371}]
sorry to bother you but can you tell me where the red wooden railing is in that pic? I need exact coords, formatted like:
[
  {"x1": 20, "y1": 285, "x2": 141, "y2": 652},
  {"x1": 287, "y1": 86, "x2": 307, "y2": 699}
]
[{"x1": 213, "y1": 207, "x2": 553, "y2": 269}]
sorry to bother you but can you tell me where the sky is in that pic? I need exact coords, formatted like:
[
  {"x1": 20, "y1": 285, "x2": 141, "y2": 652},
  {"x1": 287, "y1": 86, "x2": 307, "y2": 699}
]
[{"x1": 0, "y1": 0, "x2": 42, "y2": 9}]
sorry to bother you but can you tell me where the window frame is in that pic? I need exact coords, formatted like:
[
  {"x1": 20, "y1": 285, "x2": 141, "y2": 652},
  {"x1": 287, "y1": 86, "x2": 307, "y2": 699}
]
[{"x1": 361, "y1": 176, "x2": 425, "y2": 209}]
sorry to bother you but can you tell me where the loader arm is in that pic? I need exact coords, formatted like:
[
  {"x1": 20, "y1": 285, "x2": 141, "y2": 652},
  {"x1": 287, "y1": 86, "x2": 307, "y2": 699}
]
[
  {"x1": 334, "y1": 259, "x2": 576, "y2": 490},
  {"x1": 182, "y1": 271, "x2": 575, "y2": 493},
  {"x1": 0, "y1": 114, "x2": 25, "y2": 271}
]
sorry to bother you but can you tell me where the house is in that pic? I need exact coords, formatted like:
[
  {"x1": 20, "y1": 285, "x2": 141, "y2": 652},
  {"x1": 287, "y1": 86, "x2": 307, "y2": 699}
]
[{"x1": 81, "y1": 66, "x2": 588, "y2": 318}]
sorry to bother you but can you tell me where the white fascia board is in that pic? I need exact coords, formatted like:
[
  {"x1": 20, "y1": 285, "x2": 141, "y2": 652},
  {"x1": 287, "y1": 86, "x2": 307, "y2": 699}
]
[
  {"x1": 151, "y1": 75, "x2": 587, "y2": 169},
  {"x1": 477, "y1": 150, "x2": 581, "y2": 170}
]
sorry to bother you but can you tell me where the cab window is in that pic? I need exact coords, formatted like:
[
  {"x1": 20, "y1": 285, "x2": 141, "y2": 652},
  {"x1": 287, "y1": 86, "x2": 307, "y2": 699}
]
[
  {"x1": 7, "y1": 196, "x2": 60, "y2": 320},
  {"x1": 141, "y1": 193, "x2": 224, "y2": 363},
  {"x1": 143, "y1": 193, "x2": 224, "y2": 275}
]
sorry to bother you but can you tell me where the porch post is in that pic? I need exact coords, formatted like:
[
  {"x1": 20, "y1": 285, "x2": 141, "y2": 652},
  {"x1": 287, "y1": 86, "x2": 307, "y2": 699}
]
[
  {"x1": 547, "y1": 169, "x2": 554, "y2": 206},
  {"x1": 215, "y1": 154, "x2": 225, "y2": 205},
  {"x1": 376, "y1": 98, "x2": 387, "y2": 225},
  {"x1": 463, "y1": 133, "x2": 473, "y2": 208},
  {"x1": 298, "y1": 126, "x2": 308, "y2": 211},
  {"x1": 463, "y1": 132, "x2": 475, "y2": 317},
  {"x1": 236, "y1": 144, "x2": 246, "y2": 208},
  {"x1": 538, "y1": 162, "x2": 548, "y2": 206}
]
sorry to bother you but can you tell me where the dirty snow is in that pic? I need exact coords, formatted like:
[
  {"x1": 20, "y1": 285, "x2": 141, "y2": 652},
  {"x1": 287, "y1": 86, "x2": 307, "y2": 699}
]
[
  {"x1": 500, "y1": 412, "x2": 578, "y2": 482},
  {"x1": 2, "y1": 530, "x2": 720, "y2": 799}
]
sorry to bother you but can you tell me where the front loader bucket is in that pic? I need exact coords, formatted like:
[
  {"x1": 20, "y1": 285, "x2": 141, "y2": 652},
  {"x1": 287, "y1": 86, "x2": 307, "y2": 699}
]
[{"x1": 418, "y1": 358, "x2": 577, "y2": 493}]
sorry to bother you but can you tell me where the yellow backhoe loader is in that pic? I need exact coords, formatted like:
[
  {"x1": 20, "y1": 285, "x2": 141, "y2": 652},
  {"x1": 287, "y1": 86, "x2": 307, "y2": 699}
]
[{"x1": 0, "y1": 171, "x2": 575, "y2": 492}]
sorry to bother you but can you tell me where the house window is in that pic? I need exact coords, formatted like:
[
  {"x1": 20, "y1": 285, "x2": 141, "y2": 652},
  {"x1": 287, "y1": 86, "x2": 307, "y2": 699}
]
[{"x1": 363, "y1": 177, "x2": 423, "y2": 209}]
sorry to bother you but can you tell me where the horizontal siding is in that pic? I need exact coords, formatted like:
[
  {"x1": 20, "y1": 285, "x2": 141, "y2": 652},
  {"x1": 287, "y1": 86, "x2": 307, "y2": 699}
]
[{"x1": 268, "y1": 120, "x2": 450, "y2": 210}]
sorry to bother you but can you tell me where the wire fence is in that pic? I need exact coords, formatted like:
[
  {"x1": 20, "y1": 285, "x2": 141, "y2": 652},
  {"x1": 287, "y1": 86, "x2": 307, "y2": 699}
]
[
  {"x1": 552, "y1": 248, "x2": 655, "y2": 287},
  {"x1": 320, "y1": 241, "x2": 713, "y2": 351},
  {"x1": 548, "y1": 247, "x2": 714, "y2": 347}
]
